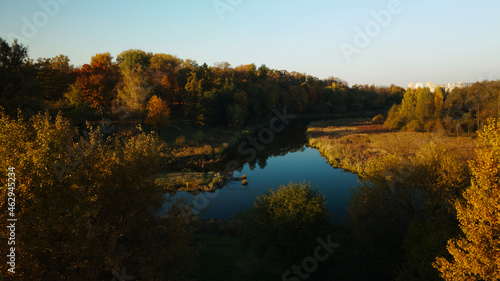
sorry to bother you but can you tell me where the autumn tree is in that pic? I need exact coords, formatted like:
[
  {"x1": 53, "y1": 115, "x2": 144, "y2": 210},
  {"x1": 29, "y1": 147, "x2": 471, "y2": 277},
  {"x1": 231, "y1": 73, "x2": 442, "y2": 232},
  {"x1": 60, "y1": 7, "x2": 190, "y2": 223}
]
[
  {"x1": 145, "y1": 95, "x2": 170, "y2": 131},
  {"x1": 149, "y1": 53, "x2": 182, "y2": 107},
  {"x1": 234, "y1": 63, "x2": 257, "y2": 83},
  {"x1": 74, "y1": 53, "x2": 118, "y2": 110},
  {"x1": 434, "y1": 119, "x2": 500, "y2": 280},
  {"x1": 434, "y1": 86, "x2": 445, "y2": 119},
  {"x1": 0, "y1": 111, "x2": 195, "y2": 280},
  {"x1": 115, "y1": 66, "x2": 153, "y2": 115},
  {"x1": 349, "y1": 143, "x2": 470, "y2": 280}
]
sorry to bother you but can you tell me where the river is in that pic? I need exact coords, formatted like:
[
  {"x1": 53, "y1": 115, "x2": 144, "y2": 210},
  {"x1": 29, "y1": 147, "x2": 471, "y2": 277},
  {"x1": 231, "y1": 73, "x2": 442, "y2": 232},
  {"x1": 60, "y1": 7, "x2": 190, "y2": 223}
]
[{"x1": 165, "y1": 121, "x2": 361, "y2": 222}]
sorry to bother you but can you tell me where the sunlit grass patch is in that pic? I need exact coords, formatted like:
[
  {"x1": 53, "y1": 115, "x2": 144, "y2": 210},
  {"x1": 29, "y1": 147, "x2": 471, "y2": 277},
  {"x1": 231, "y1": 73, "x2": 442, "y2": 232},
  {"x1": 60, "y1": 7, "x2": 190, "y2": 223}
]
[{"x1": 307, "y1": 119, "x2": 475, "y2": 174}]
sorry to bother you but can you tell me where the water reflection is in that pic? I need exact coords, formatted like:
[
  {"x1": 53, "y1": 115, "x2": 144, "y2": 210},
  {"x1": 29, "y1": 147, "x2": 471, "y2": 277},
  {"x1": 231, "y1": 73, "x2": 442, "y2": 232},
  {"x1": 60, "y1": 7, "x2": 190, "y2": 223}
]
[
  {"x1": 226, "y1": 121, "x2": 310, "y2": 172},
  {"x1": 167, "y1": 143, "x2": 360, "y2": 222}
]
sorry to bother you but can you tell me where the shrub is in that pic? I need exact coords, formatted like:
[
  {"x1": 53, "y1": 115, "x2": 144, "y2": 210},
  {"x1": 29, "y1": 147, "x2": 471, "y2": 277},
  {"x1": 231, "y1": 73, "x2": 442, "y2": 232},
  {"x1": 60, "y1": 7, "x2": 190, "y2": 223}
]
[
  {"x1": 238, "y1": 182, "x2": 331, "y2": 263},
  {"x1": 404, "y1": 119, "x2": 422, "y2": 132},
  {"x1": 372, "y1": 114, "x2": 385, "y2": 124},
  {"x1": 175, "y1": 135, "x2": 186, "y2": 146}
]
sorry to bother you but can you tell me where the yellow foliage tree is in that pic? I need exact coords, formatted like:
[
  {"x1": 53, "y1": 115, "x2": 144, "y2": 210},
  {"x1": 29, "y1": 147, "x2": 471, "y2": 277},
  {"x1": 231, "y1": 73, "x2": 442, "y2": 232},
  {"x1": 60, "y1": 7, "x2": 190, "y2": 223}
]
[
  {"x1": 145, "y1": 95, "x2": 170, "y2": 130},
  {"x1": 0, "y1": 111, "x2": 194, "y2": 280},
  {"x1": 434, "y1": 118, "x2": 500, "y2": 280}
]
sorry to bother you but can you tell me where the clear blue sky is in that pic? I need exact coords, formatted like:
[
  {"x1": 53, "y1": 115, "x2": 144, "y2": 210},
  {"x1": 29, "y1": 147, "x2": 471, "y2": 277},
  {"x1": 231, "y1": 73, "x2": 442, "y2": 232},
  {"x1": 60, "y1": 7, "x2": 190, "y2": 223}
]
[{"x1": 1, "y1": 0, "x2": 499, "y2": 87}]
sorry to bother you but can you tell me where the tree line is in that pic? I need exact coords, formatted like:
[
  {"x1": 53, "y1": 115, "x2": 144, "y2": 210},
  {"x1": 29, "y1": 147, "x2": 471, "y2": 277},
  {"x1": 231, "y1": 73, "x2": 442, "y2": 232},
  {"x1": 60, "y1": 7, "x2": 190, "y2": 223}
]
[
  {"x1": 385, "y1": 81, "x2": 500, "y2": 134},
  {"x1": 0, "y1": 37, "x2": 405, "y2": 129}
]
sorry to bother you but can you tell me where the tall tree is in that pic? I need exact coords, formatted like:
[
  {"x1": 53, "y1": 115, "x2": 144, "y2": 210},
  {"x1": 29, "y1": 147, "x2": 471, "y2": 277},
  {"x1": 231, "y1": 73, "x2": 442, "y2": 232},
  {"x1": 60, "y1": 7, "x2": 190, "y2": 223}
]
[
  {"x1": 36, "y1": 55, "x2": 72, "y2": 101},
  {"x1": 0, "y1": 38, "x2": 41, "y2": 116},
  {"x1": 115, "y1": 66, "x2": 153, "y2": 115},
  {"x1": 434, "y1": 119, "x2": 500, "y2": 280},
  {"x1": 145, "y1": 95, "x2": 170, "y2": 131},
  {"x1": 149, "y1": 53, "x2": 182, "y2": 107},
  {"x1": 74, "y1": 53, "x2": 118, "y2": 111},
  {"x1": 117, "y1": 49, "x2": 152, "y2": 70}
]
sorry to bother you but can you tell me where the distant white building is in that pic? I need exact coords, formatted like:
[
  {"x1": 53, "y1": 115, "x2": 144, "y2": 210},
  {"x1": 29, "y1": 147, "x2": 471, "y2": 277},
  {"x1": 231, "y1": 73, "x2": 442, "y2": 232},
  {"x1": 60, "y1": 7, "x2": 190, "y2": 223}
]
[{"x1": 407, "y1": 81, "x2": 475, "y2": 93}]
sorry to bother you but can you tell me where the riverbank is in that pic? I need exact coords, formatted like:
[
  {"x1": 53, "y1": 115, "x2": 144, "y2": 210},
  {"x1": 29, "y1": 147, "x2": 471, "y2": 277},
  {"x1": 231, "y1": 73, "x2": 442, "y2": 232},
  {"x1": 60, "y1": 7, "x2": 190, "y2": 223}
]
[
  {"x1": 153, "y1": 120, "x2": 270, "y2": 192},
  {"x1": 307, "y1": 118, "x2": 476, "y2": 175}
]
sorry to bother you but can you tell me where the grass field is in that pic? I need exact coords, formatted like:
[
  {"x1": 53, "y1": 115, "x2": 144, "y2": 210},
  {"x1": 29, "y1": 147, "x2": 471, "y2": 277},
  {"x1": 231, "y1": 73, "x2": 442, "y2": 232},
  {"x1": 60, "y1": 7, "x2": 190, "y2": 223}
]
[{"x1": 307, "y1": 118, "x2": 476, "y2": 174}]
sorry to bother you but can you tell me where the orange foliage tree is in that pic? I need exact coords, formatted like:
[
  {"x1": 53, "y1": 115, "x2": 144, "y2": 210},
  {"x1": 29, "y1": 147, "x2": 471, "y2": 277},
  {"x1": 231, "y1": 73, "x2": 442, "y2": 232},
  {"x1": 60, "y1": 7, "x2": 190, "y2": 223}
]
[
  {"x1": 75, "y1": 53, "x2": 118, "y2": 110},
  {"x1": 145, "y1": 95, "x2": 170, "y2": 130}
]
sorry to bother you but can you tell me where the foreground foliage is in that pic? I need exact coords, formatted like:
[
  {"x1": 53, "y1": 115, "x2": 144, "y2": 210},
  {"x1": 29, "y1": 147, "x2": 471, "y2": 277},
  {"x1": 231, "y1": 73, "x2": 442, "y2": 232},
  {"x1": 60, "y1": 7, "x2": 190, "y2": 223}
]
[
  {"x1": 348, "y1": 142, "x2": 470, "y2": 280},
  {"x1": 434, "y1": 119, "x2": 500, "y2": 280},
  {"x1": 0, "y1": 112, "x2": 195, "y2": 280},
  {"x1": 238, "y1": 182, "x2": 331, "y2": 264}
]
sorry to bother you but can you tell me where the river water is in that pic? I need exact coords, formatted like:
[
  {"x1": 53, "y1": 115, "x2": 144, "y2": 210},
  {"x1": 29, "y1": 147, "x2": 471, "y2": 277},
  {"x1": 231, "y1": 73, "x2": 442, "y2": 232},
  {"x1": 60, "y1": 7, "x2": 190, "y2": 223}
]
[{"x1": 165, "y1": 121, "x2": 361, "y2": 222}]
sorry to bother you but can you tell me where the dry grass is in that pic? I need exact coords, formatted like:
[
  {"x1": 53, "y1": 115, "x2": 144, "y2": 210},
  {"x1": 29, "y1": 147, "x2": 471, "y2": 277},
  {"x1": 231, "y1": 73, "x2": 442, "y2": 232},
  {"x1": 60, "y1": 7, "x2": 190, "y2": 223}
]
[{"x1": 307, "y1": 119, "x2": 476, "y2": 174}]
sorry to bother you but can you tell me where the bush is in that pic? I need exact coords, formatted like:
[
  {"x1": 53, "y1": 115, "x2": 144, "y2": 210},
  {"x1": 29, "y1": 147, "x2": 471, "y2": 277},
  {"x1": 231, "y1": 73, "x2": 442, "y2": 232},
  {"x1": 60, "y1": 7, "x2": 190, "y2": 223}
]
[
  {"x1": 175, "y1": 135, "x2": 186, "y2": 146},
  {"x1": 372, "y1": 114, "x2": 385, "y2": 124},
  {"x1": 404, "y1": 119, "x2": 422, "y2": 132},
  {"x1": 238, "y1": 182, "x2": 331, "y2": 263}
]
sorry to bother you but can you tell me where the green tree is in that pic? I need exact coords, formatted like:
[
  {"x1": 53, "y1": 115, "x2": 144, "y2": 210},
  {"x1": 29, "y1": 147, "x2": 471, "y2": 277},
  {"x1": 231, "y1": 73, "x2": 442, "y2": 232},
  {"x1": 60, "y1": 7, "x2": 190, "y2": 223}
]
[
  {"x1": 226, "y1": 90, "x2": 248, "y2": 127},
  {"x1": 184, "y1": 71, "x2": 205, "y2": 124},
  {"x1": 0, "y1": 38, "x2": 42, "y2": 116},
  {"x1": 289, "y1": 85, "x2": 309, "y2": 113},
  {"x1": 36, "y1": 55, "x2": 72, "y2": 101},
  {"x1": 434, "y1": 118, "x2": 500, "y2": 280},
  {"x1": 116, "y1": 49, "x2": 152, "y2": 70},
  {"x1": 149, "y1": 53, "x2": 182, "y2": 72}
]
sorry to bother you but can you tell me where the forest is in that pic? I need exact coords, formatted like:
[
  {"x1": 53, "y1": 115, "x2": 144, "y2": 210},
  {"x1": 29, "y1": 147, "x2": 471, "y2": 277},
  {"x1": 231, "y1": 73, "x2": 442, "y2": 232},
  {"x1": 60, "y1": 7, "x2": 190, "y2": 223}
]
[
  {"x1": 1, "y1": 36, "x2": 500, "y2": 280},
  {"x1": 0, "y1": 38, "x2": 405, "y2": 128}
]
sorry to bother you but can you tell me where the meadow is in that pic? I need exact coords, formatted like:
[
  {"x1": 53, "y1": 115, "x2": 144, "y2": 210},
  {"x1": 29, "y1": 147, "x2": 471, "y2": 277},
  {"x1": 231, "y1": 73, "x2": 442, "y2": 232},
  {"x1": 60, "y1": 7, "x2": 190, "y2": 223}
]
[{"x1": 307, "y1": 118, "x2": 476, "y2": 175}]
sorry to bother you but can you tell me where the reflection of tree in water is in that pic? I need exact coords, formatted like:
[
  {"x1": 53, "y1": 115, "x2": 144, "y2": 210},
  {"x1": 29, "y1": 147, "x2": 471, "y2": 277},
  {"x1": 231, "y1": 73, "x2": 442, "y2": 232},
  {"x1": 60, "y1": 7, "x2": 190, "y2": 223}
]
[{"x1": 232, "y1": 121, "x2": 309, "y2": 172}]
